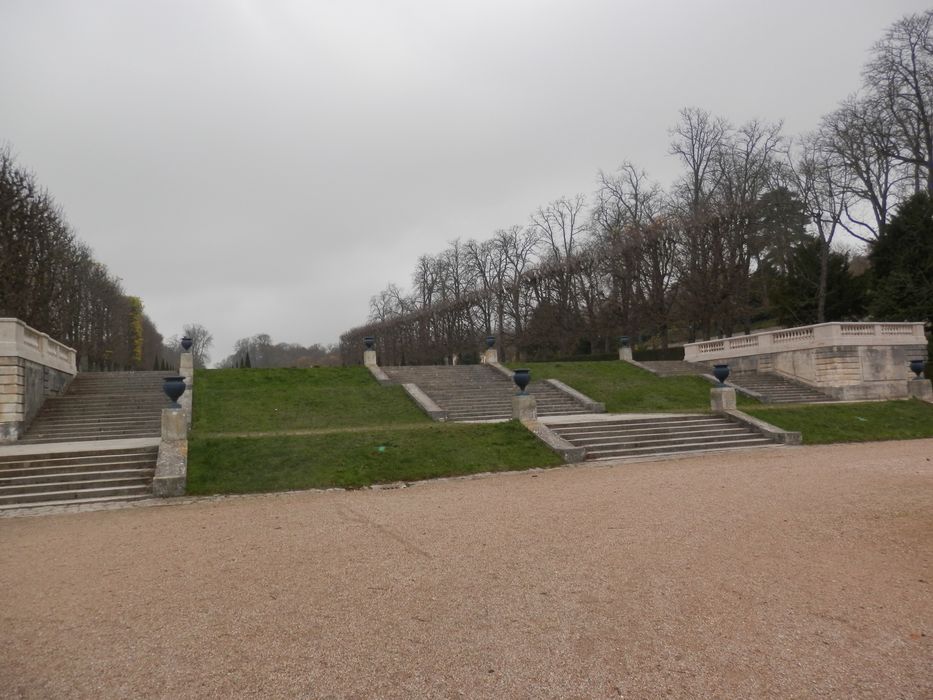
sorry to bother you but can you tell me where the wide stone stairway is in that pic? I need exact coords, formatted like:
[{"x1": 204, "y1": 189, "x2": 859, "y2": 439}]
[
  {"x1": 0, "y1": 371, "x2": 173, "y2": 510},
  {"x1": 20, "y1": 371, "x2": 173, "y2": 443},
  {"x1": 546, "y1": 415, "x2": 775, "y2": 461},
  {"x1": 382, "y1": 364, "x2": 592, "y2": 421},
  {"x1": 728, "y1": 371, "x2": 833, "y2": 404}
]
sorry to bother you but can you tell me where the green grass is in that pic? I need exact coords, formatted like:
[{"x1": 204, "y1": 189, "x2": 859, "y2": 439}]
[
  {"x1": 511, "y1": 360, "x2": 758, "y2": 412},
  {"x1": 744, "y1": 400, "x2": 933, "y2": 445},
  {"x1": 187, "y1": 421, "x2": 562, "y2": 494},
  {"x1": 193, "y1": 367, "x2": 429, "y2": 433}
]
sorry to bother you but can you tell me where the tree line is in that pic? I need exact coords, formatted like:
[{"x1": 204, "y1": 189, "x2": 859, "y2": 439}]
[
  {"x1": 216, "y1": 333, "x2": 340, "y2": 368},
  {"x1": 0, "y1": 147, "x2": 170, "y2": 370},
  {"x1": 340, "y1": 11, "x2": 933, "y2": 366}
]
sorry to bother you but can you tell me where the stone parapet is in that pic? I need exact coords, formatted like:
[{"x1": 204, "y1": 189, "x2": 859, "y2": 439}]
[
  {"x1": 684, "y1": 322, "x2": 929, "y2": 401},
  {"x1": 0, "y1": 318, "x2": 77, "y2": 375}
]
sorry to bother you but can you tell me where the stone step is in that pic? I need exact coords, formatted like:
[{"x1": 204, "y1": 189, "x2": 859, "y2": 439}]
[
  {"x1": 17, "y1": 433, "x2": 159, "y2": 445},
  {"x1": 0, "y1": 449, "x2": 157, "y2": 468},
  {"x1": 0, "y1": 460, "x2": 157, "y2": 479},
  {"x1": 0, "y1": 483, "x2": 152, "y2": 506},
  {"x1": 561, "y1": 425, "x2": 750, "y2": 443},
  {"x1": 0, "y1": 493, "x2": 152, "y2": 511},
  {"x1": 584, "y1": 436, "x2": 774, "y2": 460},
  {"x1": 550, "y1": 414, "x2": 776, "y2": 462},
  {"x1": 0, "y1": 470, "x2": 154, "y2": 488}
]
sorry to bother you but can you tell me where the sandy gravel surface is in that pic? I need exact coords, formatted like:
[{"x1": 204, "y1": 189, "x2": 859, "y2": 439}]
[{"x1": 2, "y1": 440, "x2": 932, "y2": 699}]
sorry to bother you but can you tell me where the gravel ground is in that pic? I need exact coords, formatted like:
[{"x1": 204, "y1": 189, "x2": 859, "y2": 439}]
[{"x1": 1, "y1": 440, "x2": 931, "y2": 699}]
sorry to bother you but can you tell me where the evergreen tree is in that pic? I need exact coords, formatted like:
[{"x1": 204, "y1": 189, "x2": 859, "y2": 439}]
[
  {"x1": 869, "y1": 192, "x2": 933, "y2": 325},
  {"x1": 245, "y1": 352, "x2": 252, "y2": 368},
  {"x1": 773, "y1": 238, "x2": 868, "y2": 326}
]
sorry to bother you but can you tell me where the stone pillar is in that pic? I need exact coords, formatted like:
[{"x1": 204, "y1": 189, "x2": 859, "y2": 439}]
[
  {"x1": 0, "y1": 357, "x2": 25, "y2": 442},
  {"x1": 482, "y1": 348, "x2": 498, "y2": 364},
  {"x1": 179, "y1": 351, "x2": 194, "y2": 429},
  {"x1": 907, "y1": 378, "x2": 933, "y2": 402},
  {"x1": 363, "y1": 349, "x2": 377, "y2": 367},
  {"x1": 153, "y1": 408, "x2": 188, "y2": 497},
  {"x1": 512, "y1": 394, "x2": 537, "y2": 421},
  {"x1": 618, "y1": 347, "x2": 633, "y2": 361},
  {"x1": 710, "y1": 386, "x2": 737, "y2": 413}
]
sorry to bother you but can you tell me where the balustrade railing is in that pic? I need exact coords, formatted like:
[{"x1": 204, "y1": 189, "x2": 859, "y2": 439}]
[{"x1": 684, "y1": 322, "x2": 926, "y2": 362}]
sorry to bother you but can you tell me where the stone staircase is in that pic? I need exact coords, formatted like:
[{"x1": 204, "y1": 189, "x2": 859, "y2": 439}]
[
  {"x1": 546, "y1": 415, "x2": 775, "y2": 461},
  {"x1": 20, "y1": 371, "x2": 173, "y2": 443},
  {"x1": 0, "y1": 371, "x2": 174, "y2": 511},
  {"x1": 728, "y1": 372, "x2": 833, "y2": 404},
  {"x1": 0, "y1": 444, "x2": 159, "y2": 510},
  {"x1": 382, "y1": 365, "x2": 592, "y2": 421}
]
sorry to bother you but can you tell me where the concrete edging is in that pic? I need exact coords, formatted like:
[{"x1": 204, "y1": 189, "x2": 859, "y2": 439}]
[
  {"x1": 401, "y1": 383, "x2": 447, "y2": 421},
  {"x1": 722, "y1": 409, "x2": 801, "y2": 445},
  {"x1": 366, "y1": 364, "x2": 392, "y2": 385},
  {"x1": 622, "y1": 358, "x2": 660, "y2": 376},
  {"x1": 544, "y1": 378, "x2": 605, "y2": 413},
  {"x1": 521, "y1": 419, "x2": 586, "y2": 463}
]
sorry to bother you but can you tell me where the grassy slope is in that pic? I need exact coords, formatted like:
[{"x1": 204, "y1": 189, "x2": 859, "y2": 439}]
[
  {"x1": 193, "y1": 367, "x2": 429, "y2": 433},
  {"x1": 744, "y1": 400, "x2": 933, "y2": 445},
  {"x1": 188, "y1": 367, "x2": 561, "y2": 494},
  {"x1": 512, "y1": 360, "x2": 758, "y2": 412},
  {"x1": 187, "y1": 422, "x2": 561, "y2": 494}
]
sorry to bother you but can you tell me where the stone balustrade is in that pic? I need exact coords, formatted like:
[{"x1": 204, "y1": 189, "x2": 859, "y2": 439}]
[
  {"x1": 684, "y1": 322, "x2": 926, "y2": 362},
  {"x1": 1, "y1": 319, "x2": 77, "y2": 442},
  {"x1": 684, "y1": 321, "x2": 928, "y2": 401}
]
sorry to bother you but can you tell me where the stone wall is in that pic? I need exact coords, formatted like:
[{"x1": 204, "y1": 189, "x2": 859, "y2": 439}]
[{"x1": 0, "y1": 318, "x2": 78, "y2": 442}]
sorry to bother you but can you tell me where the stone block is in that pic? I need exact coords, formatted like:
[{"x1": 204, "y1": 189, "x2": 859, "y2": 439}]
[
  {"x1": 363, "y1": 349, "x2": 377, "y2": 367},
  {"x1": 482, "y1": 348, "x2": 498, "y2": 364},
  {"x1": 512, "y1": 394, "x2": 537, "y2": 421},
  {"x1": 152, "y1": 440, "x2": 187, "y2": 497},
  {"x1": 710, "y1": 387, "x2": 737, "y2": 412},
  {"x1": 0, "y1": 393, "x2": 22, "y2": 404},
  {"x1": 907, "y1": 379, "x2": 933, "y2": 402},
  {"x1": 161, "y1": 408, "x2": 187, "y2": 442},
  {"x1": 618, "y1": 347, "x2": 633, "y2": 361}
]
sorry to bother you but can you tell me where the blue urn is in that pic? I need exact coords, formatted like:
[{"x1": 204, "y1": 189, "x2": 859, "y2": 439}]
[
  {"x1": 163, "y1": 376, "x2": 187, "y2": 408},
  {"x1": 909, "y1": 359, "x2": 926, "y2": 378},
  {"x1": 713, "y1": 364, "x2": 730, "y2": 386},
  {"x1": 180, "y1": 336, "x2": 193, "y2": 351},
  {"x1": 513, "y1": 368, "x2": 531, "y2": 395}
]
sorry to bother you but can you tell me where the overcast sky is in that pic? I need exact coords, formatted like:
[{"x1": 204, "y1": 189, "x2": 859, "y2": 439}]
[{"x1": 1, "y1": 0, "x2": 928, "y2": 363}]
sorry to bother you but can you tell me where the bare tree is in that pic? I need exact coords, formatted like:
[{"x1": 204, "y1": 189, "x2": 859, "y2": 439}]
[
  {"x1": 787, "y1": 136, "x2": 851, "y2": 323},
  {"x1": 183, "y1": 323, "x2": 214, "y2": 369},
  {"x1": 821, "y1": 95, "x2": 910, "y2": 240},
  {"x1": 864, "y1": 10, "x2": 933, "y2": 193}
]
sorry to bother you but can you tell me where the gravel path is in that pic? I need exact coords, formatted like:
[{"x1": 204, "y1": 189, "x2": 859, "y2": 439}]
[{"x1": 2, "y1": 440, "x2": 931, "y2": 699}]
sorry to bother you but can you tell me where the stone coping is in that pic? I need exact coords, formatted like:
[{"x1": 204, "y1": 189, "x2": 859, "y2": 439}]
[{"x1": 0, "y1": 318, "x2": 77, "y2": 375}]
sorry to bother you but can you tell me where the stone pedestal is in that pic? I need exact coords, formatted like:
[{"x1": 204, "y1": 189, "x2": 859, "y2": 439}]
[
  {"x1": 512, "y1": 394, "x2": 537, "y2": 421},
  {"x1": 710, "y1": 386, "x2": 737, "y2": 412},
  {"x1": 161, "y1": 407, "x2": 187, "y2": 442},
  {"x1": 154, "y1": 408, "x2": 187, "y2": 497},
  {"x1": 618, "y1": 347, "x2": 633, "y2": 361},
  {"x1": 363, "y1": 349, "x2": 377, "y2": 367},
  {"x1": 483, "y1": 348, "x2": 498, "y2": 364},
  {"x1": 907, "y1": 378, "x2": 933, "y2": 402}
]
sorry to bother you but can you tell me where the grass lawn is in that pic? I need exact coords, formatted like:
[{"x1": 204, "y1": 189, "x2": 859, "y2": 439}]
[
  {"x1": 187, "y1": 421, "x2": 562, "y2": 494},
  {"x1": 511, "y1": 360, "x2": 759, "y2": 412},
  {"x1": 193, "y1": 367, "x2": 429, "y2": 433},
  {"x1": 744, "y1": 400, "x2": 933, "y2": 445}
]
